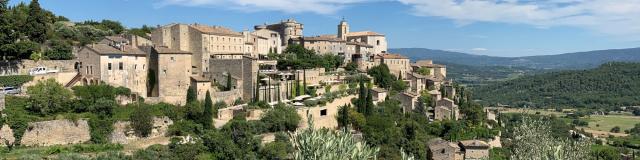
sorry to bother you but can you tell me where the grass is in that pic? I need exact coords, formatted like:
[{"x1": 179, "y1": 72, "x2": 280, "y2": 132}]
[
  {"x1": 0, "y1": 143, "x2": 123, "y2": 159},
  {"x1": 499, "y1": 108, "x2": 568, "y2": 117},
  {"x1": 582, "y1": 115, "x2": 640, "y2": 132}
]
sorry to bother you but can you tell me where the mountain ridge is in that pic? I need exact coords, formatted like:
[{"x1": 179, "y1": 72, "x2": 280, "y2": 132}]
[{"x1": 390, "y1": 47, "x2": 640, "y2": 69}]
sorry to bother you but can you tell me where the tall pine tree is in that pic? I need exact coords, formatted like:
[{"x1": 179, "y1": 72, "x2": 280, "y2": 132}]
[
  {"x1": 186, "y1": 87, "x2": 197, "y2": 104},
  {"x1": 365, "y1": 84, "x2": 374, "y2": 116},
  {"x1": 202, "y1": 91, "x2": 213, "y2": 129},
  {"x1": 26, "y1": 0, "x2": 47, "y2": 43},
  {"x1": 337, "y1": 104, "x2": 350, "y2": 129},
  {"x1": 357, "y1": 80, "x2": 366, "y2": 113},
  {"x1": 226, "y1": 72, "x2": 232, "y2": 91}
]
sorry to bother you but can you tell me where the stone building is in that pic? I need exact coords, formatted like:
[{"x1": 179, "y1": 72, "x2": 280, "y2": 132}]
[
  {"x1": 151, "y1": 23, "x2": 246, "y2": 74},
  {"x1": 209, "y1": 54, "x2": 258, "y2": 101},
  {"x1": 373, "y1": 53, "x2": 411, "y2": 79},
  {"x1": 338, "y1": 19, "x2": 387, "y2": 54},
  {"x1": 412, "y1": 60, "x2": 447, "y2": 80},
  {"x1": 395, "y1": 92, "x2": 420, "y2": 113},
  {"x1": 190, "y1": 76, "x2": 212, "y2": 101},
  {"x1": 76, "y1": 43, "x2": 148, "y2": 97},
  {"x1": 434, "y1": 98, "x2": 459, "y2": 121},
  {"x1": 459, "y1": 140, "x2": 490, "y2": 160},
  {"x1": 428, "y1": 138, "x2": 464, "y2": 160},
  {"x1": 290, "y1": 35, "x2": 346, "y2": 55},
  {"x1": 263, "y1": 19, "x2": 304, "y2": 48},
  {"x1": 253, "y1": 25, "x2": 283, "y2": 54},
  {"x1": 370, "y1": 88, "x2": 387, "y2": 103},
  {"x1": 146, "y1": 46, "x2": 193, "y2": 105}
]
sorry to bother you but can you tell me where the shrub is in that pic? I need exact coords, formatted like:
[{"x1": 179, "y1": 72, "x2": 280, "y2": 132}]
[
  {"x1": 303, "y1": 100, "x2": 317, "y2": 107},
  {"x1": 130, "y1": 106, "x2": 153, "y2": 137},
  {"x1": 88, "y1": 115, "x2": 114, "y2": 144},
  {"x1": 0, "y1": 75, "x2": 33, "y2": 87},
  {"x1": 260, "y1": 104, "x2": 301, "y2": 132},
  {"x1": 26, "y1": 79, "x2": 73, "y2": 115},
  {"x1": 167, "y1": 120, "x2": 204, "y2": 136}
]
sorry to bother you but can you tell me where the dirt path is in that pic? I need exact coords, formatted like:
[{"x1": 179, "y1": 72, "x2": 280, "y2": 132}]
[{"x1": 122, "y1": 136, "x2": 171, "y2": 154}]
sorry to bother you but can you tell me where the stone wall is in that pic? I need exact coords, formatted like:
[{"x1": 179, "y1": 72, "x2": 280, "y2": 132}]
[
  {"x1": 110, "y1": 117, "x2": 173, "y2": 144},
  {"x1": 0, "y1": 94, "x2": 4, "y2": 111},
  {"x1": 20, "y1": 119, "x2": 91, "y2": 146},
  {"x1": 0, "y1": 124, "x2": 15, "y2": 146},
  {"x1": 297, "y1": 95, "x2": 356, "y2": 129},
  {"x1": 211, "y1": 89, "x2": 242, "y2": 105},
  {"x1": 0, "y1": 60, "x2": 76, "y2": 76}
]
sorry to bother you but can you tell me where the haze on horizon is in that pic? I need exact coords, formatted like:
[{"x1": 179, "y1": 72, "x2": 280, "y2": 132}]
[{"x1": 14, "y1": 0, "x2": 640, "y2": 57}]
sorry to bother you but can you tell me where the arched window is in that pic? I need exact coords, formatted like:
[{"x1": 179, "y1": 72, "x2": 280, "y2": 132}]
[{"x1": 377, "y1": 40, "x2": 380, "y2": 46}]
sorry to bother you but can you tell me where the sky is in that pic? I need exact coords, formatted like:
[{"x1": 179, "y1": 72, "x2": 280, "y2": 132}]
[{"x1": 10, "y1": 0, "x2": 640, "y2": 57}]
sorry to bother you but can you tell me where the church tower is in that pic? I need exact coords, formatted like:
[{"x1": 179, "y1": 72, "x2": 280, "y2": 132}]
[{"x1": 338, "y1": 18, "x2": 349, "y2": 40}]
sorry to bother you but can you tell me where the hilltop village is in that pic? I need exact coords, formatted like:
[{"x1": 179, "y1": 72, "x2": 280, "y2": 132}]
[{"x1": 1, "y1": 18, "x2": 497, "y2": 159}]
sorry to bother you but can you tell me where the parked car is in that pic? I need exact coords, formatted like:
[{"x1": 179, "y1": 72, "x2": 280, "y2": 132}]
[
  {"x1": 1, "y1": 87, "x2": 20, "y2": 94},
  {"x1": 29, "y1": 66, "x2": 59, "y2": 75}
]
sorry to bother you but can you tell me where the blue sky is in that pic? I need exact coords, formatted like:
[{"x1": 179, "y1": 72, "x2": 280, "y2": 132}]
[{"x1": 11, "y1": 0, "x2": 640, "y2": 57}]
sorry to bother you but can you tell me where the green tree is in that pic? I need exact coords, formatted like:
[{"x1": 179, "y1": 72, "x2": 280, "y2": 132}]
[
  {"x1": 26, "y1": 79, "x2": 72, "y2": 115},
  {"x1": 337, "y1": 104, "x2": 351, "y2": 129},
  {"x1": 130, "y1": 105, "x2": 153, "y2": 137},
  {"x1": 365, "y1": 86, "x2": 374, "y2": 116},
  {"x1": 611, "y1": 126, "x2": 621, "y2": 133},
  {"x1": 391, "y1": 79, "x2": 407, "y2": 92},
  {"x1": 25, "y1": 0, "x2": 48, "y2": 43},
  {"x1": 261, "y1": 103, "x2": 301, "y2": 132},
  {"x1": 345, "y1": 61, "x2": 358, "y2": 72},
  {"x1": 357, "y1": 80, "x2": 367, "y2": 113},
  {"x1": 0, "y1": 0, "x2": 16, "y2": 60},
  {"x1": 186, "y1": 87, "x2": 197, "y2": 104},
  {"x1": 90, "y1": 98, "x2": 116, "y2": 117},
  {"x1": 44, "y1": 39, "x2": 73, "y2": 60},
  {"x1": 202, "y1": 130, "x2": 241, "y2": 159},
  {"x1": 367, "y1": 64, "x2": 395, "y2": 89},
  {"x1": 202, "y1": 91, "x2": 213, "y2": 129},
  {"x1": 226, "y1": 72, "x2": 233, "y2": 91},
  {"x1": 100, "y1": 19, "x2": 124, "y2": 34},
  {"x1": 416, "y1": 67, "x2": 430, "y2": 76}
]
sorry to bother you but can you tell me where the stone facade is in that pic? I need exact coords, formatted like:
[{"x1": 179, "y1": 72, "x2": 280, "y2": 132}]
[
  {"x1": 297, "y1": 95, "x2": 355, "y2": 129},
  {"x1": 209, "y1": 55, "x2": 258, "y2": 101},
  {"x1": 434, "y1": 98, "x2": 459, "y2": 121},
  {"x1": 395, "y1": 92, "x2": 420, "y2": 113},
  {"x1": 370, "y1": 88, "x2": 387, "y2": 103},
  {"x1": 252, "y1": 28, "x2": 282, "y2": 54},
  {"x1": 428, "y1": 138, "x2": 464, "y2": 160},
  {"x1": 77, "y1": 43, "x2": 148, "y2": 97},
  {"x1": 110, "y1": 117, "x2": 173, "y2": 144},
  {"x1": 0, "y1": 93, "x2": 4, "y2": 111},
  {"x1": 190, "y1": 76, "x2": 212, "y2": 101},
  {"x1": 263, "y1": 19, "x2": 303, "y2": 47},
  {"x1": 291, "y1": 36, "x2": 346, "y2": 55},
  {"x1": 373, "y1": 54, "x2": 411, "y2": 79},
  {"x1": 152, "y1": 24, "x2": 246, "y2": 74},
  {"x1": 20, "y1": 119, "x2": 91, "y2": 146},
  {"x1": 147, "y1": 46, "x2": 193, "y2": 105},
  {"x1": 459, "y1": 140, "x2": 490, "y2": 160}
]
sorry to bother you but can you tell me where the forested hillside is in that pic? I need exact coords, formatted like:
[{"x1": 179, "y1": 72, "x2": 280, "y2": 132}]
[
  {"x1": 443, "y1": 62, "x2": 542, "y2": 86},
  {"x1": 472, "y1": 62, "x2": 640, "y2": 108},
  {"x1": 0, "y1": 0, "x2": 153, "y2": 61},
  {"x1": 391, "y1": 48, "x2": 640, "y2": 69}
]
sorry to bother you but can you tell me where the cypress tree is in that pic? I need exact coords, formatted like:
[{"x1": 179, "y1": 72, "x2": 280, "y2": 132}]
[
  {"x1": 202, "y1": 91, "x2": 213, "y2": 129},
  {"x1": 226, "y1": 72, "x2": 232, "y2": 91},
  {"x1": 26, "y1": 0, "x2": 47, "y2": 43},
  {"x1": 186, "y1": 87, "x2": 197, "y2": 104},
  {"x1": 254, "y1": 71, "x2": 260, "y2": 102},
  {"x1": 358, "y1": 80, "x2": 366, "y2": 113},
  {"x1": 302, "y1": 69, "x2": 307, "y2": 95},
  {"x1": 365, "y1": 85, "x2": 374, "y2": 116},
  {"x1": 338, "y1": 104, "x2": 350, "y2": 129}
]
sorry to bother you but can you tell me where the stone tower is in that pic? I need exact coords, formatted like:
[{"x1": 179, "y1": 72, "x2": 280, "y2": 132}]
[{"x1": 338, "y1": 18, "x2": 349, "y2": 40}]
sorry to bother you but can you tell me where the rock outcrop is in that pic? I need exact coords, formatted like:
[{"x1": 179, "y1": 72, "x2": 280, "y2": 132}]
[
  {"x1": 20, "y1": 119, "x2": 91, "y2": 146},
  {"x1": 109, "y1": 116, "x2": 173, "y2": 144},
  {"x1": 0, "y1": 124, "x2": 15, "y2": 146}
]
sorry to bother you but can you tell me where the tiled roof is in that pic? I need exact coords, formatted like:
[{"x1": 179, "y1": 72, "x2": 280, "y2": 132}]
[
  {"x1": 459, "y1": 140, "x2": 490, "y2": 148},
  {"x1": 104, "y1": 36, "x2": 128, "y2": 43},
  {"x1": 301, "y1": 36, "x2": 344, "y2": 42},
  {"x1": 86, "y1": 44, "x2": 145, "y2": 56},
  {"x1": 371, "y1": 88, "x2": 387, "y2": 93},
  {"x1": 190, "y1": 24, "x2": 243, "y2": 37},
  {"x1": 347, "y1": 31, "x2": 384, "y2": 37},
  {"x1": 375, "y1": 53, "x2": 408, "y2": 59},
  {"x1": 346, "y1": 41, "x2": 373, "y2": 47}
]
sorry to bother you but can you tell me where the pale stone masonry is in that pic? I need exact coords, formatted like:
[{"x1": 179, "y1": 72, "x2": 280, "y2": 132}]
[
  {"x1": 76, "y1": 42, "x2": 148, "y2": 97},
  {"x1": 428, "y1": 138, "x2": 464, "y2": 160},
  {"x1": 146, "y1": 46, "x2": 193, "y2": 105},
  {"x1": 373, "y1": 53, "x2": 411, "y2": 79},
  {"x1": 434, "y1": 98, "x2": 460, "y2": 121},
  {"x1": 209, "y1": 54, "x2": 258, "y2": 101},
  {"x1": 263, "y1": 19, "x2": 304, "y2": 48},
  {"x1": 459, "y1": 140, "x2": 491, "y2": 160}
]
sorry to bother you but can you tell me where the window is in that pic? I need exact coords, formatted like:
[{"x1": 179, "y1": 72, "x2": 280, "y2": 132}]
[
  {"x1": 108, "y1": 63, "x2": 112, "y2": 70},
  {"x1": 320, "y1": 109, "x2": 327, "y2": 116},
  {"x1": 170, "y1": 57, "x2": 175, "y2": 62},
  {"x1": 119, "y1": 62, "x2": 123, "y2": 70},
  {"x1": 377, "y1": 40, "x2": 380, "y2": 46},
  {"x1": 134, "y1": 64, "x2": 137, "y2": 70}
]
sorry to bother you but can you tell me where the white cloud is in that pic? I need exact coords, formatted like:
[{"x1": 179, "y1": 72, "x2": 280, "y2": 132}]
[
  {"x1": 471, "y1": 48, "x2": 489, "y2": 51},
  {"x1": 397, "y1": 0, "x2": 640, "y2": 39},
  {"x1": 155, "y1": 0, "x2": 374, "y2": 14}
]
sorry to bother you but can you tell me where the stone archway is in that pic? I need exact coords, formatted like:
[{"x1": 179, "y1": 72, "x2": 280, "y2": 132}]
[{"x1": 82, "y1": 78, "x2": 89, "y2": 86}]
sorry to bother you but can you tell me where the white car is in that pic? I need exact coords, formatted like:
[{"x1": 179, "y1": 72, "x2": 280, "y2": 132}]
[
  {"x1": 1, "y1": 87, "x2": 20, "y2": 94},
  {"x1": 29, "y1": 67, "x2": 59, "y2": 75}
]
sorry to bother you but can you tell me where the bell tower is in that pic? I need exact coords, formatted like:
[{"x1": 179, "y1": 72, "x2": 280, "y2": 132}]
[{"x1": 338, "y1": 17, "x2": 349, "y2": 40}]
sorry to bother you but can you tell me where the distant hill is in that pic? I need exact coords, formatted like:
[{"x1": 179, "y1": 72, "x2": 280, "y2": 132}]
[
  {"x1": 443, "y1": 62, "x2": 542, "y2": 87},
  {"x1": 471, "y1": 62, "x2": 640, "y2": 108},
  {"x1": 390, "y1": 48, "x2": 640, "y2": 69}
]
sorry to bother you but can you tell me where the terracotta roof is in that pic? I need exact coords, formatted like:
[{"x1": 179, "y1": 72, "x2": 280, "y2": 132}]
[
  {"x1": 347, "y1": 31, "x2": 384, "y2": 37},
  {"x1": 190, "y1": 24, "x2": 243, "y2": 37},
  {"x1": 154, "y1": 46, "x2": 191, "y2": 54},
  {"x1": 375, "y1": 53, "x2": 408, "y2": 59},
  {"x1": 85, "y1": 44, "x2": 145, "y2": 56},
  {"x1": 402, "y1": 91, "x2": 419, "y2": 97},
  {"x1": 104, "y1": 36, "x2": 128, "y2": 43},
  {"x1": 459, "y1": 140, "x2": 490, "y2": 149},
  {"x1": 428, "y1": 138, "x2": 460, "y2": 150},
  {"x1": 300, "y1": 36, "x2": 344, "y2": 42},
  {"x1": 410, "y1": 72, "x2": 428, "y2": 79}
]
